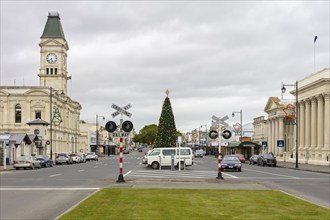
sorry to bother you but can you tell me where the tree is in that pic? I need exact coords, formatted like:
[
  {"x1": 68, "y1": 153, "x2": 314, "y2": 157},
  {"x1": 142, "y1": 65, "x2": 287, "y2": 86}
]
[
  {"x1": 133, "y1": 124, "x2": 158, "y2": 145},
  {"x1": 154, "y1": 94, "x2": 177, "y2": 148}
]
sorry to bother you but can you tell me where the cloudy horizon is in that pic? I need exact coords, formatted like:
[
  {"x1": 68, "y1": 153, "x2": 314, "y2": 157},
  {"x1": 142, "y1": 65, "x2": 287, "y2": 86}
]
[{"x1": 1, "y1": 1, "x2": 329, "y2": 133}]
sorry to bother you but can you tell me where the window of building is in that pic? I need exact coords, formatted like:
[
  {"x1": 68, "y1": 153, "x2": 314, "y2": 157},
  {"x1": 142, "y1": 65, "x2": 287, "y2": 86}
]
[
  {"x1": 46, "y1": 68, "x2": 49, "y2": 75},
  {"x1": 55, "y1": 68, "x2": 57, "y2": 75},
  {"x1": 35, "y1": 111, "x2": 41, "y2": 119},
  {"x1": 15, "y1": 104, "x2": 22, "y2": 123}
]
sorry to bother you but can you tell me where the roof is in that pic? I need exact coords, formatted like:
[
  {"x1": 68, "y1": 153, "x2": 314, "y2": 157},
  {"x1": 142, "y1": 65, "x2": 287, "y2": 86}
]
[
  {"x1": 26, "y1": 118, "x2": 50, "y2": 126},
  {"x1": 40, "y1": 12, "x2": 66, "y2": 40},
  {"x1": 9, "y1": 134, "x2": 32, "y2": 145}
]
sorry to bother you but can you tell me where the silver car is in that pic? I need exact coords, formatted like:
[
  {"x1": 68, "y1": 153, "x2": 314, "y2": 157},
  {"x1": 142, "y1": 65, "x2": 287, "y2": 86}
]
[{"x1": 14, "y1": 156, "x2": 41, "y2": 170}]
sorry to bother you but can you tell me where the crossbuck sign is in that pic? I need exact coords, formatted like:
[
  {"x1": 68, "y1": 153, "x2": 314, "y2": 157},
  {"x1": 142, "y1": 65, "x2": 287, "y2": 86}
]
[{"x1": 111, "y1": 104, "x2": 132, "y2": 118}]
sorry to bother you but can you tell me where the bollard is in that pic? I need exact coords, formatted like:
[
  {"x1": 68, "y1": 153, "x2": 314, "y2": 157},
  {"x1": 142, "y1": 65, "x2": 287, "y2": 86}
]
[
  {"x1": 159, "y1": 156, "x2": 162, "y2": 170},
  {"x1": 171, "y1": 154, "x2": 175, "y2": 171}
]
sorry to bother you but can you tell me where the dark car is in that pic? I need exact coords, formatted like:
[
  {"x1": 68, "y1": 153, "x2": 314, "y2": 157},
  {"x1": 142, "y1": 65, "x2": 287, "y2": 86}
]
[
  {"x1": 257, "y1": 153, "x2": 277, "y2": 167},
  {"x1": 249, "y1": 155, "x2": 258, "y2": 165},
  {"x1": 36, "y1": 155, "x2": 53, "y2": 168},
  {"x1": 220, "y1": 155, "x2": 242, "y2": 172}
]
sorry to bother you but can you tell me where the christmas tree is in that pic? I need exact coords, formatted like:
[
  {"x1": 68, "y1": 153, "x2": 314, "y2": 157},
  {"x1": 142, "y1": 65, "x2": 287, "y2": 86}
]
[{"x1": 154, "y1": 90, "x2": 177, "y2": 148}]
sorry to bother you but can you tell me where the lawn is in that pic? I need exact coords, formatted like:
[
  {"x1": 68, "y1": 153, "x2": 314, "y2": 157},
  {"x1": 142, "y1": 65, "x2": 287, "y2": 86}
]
[{"x1": 60, "y1": 188, "x2": 330, "y2": 220}]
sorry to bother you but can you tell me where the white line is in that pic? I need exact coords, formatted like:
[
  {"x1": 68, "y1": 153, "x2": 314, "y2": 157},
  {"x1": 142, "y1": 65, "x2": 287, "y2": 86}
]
[
  {"x1": 94, "y1": 166, "x2": 98, "y2": 168},
  {"x1": 0, "y1": 188, "x2": 100, "y2": 191},
  {"x1": 244, "y1": 168, "x2": 301, "y2": 179},
  {"x1": 78, "y1": 170, "x2": 85, "y2": 172},
  {"x1": 50, "y1": 174, "x2": 62, "y2": 177},
  {"x1": 222, "y1": 172, "x2": 239, "y2": 178},
  {"x1": 124, "y1": 170, "x2": 132, "y2": 177}
]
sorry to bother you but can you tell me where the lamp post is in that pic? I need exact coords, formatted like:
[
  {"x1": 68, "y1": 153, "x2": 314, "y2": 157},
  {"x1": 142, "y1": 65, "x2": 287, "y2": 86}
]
[
  {"x1": 201, "y1": 124, "x2": 208, "y2": 154},
  {"x1": 96, "y1": 114, "x2": 105, "y2": 156},
  {"x1": 232, "y1": 110, "x2": 243, "y2": 142},
  {"x1": 49, "y1": 87, "x2": 64, "y2": 160},
  {"x1": 281, "y1": 81, "x2": 299, "y2": 168}
]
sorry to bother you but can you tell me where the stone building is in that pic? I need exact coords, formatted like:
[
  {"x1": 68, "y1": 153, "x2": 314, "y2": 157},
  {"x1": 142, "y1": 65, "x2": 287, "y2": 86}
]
[
  {"x1": 255, "y1": 68, "x2": 329, "y2": 165},
  {"x1": 0, "y1": 12, "x2": 81, "y2": 161}
]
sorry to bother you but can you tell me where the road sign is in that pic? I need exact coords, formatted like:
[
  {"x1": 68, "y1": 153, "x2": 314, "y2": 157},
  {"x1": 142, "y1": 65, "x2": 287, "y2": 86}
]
[
  {"x1": 111, "y1": 103, "x2": 132, "y2": 118},
  {"x1": 212, "y1": 115, "x2": 229, "y2": 127}
]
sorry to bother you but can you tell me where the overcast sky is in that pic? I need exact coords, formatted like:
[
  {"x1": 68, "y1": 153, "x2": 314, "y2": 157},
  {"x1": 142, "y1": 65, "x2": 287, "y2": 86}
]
[{"x1": 1, "y1": 1, "x2": 329, "y2": 133}]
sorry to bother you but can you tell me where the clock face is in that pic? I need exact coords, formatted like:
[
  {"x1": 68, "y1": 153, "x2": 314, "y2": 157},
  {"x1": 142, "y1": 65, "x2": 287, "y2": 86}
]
[
  {"x1": 34, "y1": 129, "x2": 40, "y2": 135},
  {"x1": 46, "y1": 53, "x2": 57, "y2": 64}
]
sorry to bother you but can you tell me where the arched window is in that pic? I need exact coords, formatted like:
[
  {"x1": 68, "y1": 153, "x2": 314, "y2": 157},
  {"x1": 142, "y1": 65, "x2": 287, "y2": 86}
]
[{"x1": 15, "y1": 104, "x2": 22, "y2": 123}]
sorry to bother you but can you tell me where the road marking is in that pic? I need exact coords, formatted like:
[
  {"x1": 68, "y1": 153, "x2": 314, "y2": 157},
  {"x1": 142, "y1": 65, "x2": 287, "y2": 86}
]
[
  {"x1": 94, "y1": 166, "x2": 98, "y2": 168},
  {"x1": 0, "y1": 188, "x2": 100, "y2": 191},
  {"x1": 50, "y1": 174, "x2": 62, "y2": 177},
  {"x1": 78, "y1": 170, "x2": 85, "y2": 172},
  {"x1": 244, "y1": 168, "x2": 301, "y2": 179},
  {"x1": 124, "y1": 170, "x2": 132, "y2": 177},
  {"x1": 222, "y1": 172, "x2": 239, "y2": 178}
]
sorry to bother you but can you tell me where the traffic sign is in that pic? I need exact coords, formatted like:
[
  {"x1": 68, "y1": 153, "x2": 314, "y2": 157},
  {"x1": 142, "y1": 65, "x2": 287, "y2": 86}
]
[
  {"x1": 111, "y1": 103, "x2": 132, "y2": 118},
  {"x1": 212, "y1": 115, "x2": 229, "y2": 127}
]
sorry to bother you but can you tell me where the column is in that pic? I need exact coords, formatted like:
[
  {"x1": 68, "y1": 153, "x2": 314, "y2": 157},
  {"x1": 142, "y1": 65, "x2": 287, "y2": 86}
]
[
  {"x1": 311, "y1": 97, "x2": 317, "y2": 150},
  {"x1": 272, "y1": 118, "x2": 276, "y2": 154},
  {"x1": 305, "y1": 99, "x2": 311, "y2": 150},
  {"x1": 317, "y1": 95, "x2": 324, "y2": 150},
  {"x1": 324, "y1": 94, "x2": 330, "y2": 151},
  {"x1": 278, "y1": 117, "x2": 284, "y2": 154},
  {"x1": 268, "y1": 119, "x2": 272, "y2": 153},
  {"x1": 299, "y1": 101, "x2": 305, "y2": 149}
]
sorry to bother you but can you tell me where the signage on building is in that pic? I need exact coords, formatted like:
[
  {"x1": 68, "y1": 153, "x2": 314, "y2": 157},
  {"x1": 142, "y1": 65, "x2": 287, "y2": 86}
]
[{"x1": 277, "y1": 140, "x2": 284, "y2": 148}]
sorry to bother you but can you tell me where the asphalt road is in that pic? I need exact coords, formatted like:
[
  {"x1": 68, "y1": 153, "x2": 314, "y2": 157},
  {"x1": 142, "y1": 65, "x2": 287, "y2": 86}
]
[{"x1": 0, "y1": 150, "x2": 329, "y2": 220}]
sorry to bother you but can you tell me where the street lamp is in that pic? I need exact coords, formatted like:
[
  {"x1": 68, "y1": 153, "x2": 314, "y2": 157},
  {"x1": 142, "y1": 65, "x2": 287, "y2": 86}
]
[
  {"x1": 50, "y1": 87, "x2": 64, "y2": 160},
  {"x1": 201, "y1": 124, "x2": 208, "y2": 154},
  {"x1": 96, "y1": 114, "x2": 105, "y2": 155},
  {"x1": 281, "y1": 81, "x2": 299, "y2": 168},
  {"x1": 232, "y1": 110, "x2": 243, "y2": 142}
]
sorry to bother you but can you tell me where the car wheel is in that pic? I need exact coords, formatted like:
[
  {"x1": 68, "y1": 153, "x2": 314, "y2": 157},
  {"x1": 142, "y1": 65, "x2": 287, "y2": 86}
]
[
  {"x1": 262, "y1": 162, "x2": 265, "y2": 167},
  {"x1": 177, "y1": 162, "x2": 185, "y2": 170},
  {"x1": 238, "y1": 168, "x2": 242, "y2": 172},
  {"x1": 151, "y1": 162, "x2": 159, "y2": 169},
  {"x1": 273, "y1": 164, "x2": 277, "y2": 167},
  {"x1": 31, "y1": 165, "x2": 35, "y2": 170},
  {"x1": 16, "y1": 168, "x2": 19, "y2": 170}
]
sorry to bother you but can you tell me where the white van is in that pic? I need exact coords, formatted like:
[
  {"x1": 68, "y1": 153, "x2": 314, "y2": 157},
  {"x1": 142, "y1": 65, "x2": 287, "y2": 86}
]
[{"x1": 147, "y1": 147, "x2": 194, "y2": 169}]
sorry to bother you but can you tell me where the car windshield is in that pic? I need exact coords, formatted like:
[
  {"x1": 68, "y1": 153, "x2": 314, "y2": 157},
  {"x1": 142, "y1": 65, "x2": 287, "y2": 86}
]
[
  {"x1": 87, "y1": 153, "x2": 94, "y2": 155},
  {"x1": 223, "y1": 156, "x2": 240, "y2": 162},
  {"x1": 70, "y1": 154, "x2": 77, "y2": 156}
]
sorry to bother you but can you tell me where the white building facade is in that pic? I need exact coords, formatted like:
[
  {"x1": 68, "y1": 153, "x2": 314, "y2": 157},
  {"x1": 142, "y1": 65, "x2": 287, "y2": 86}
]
[
  {"x1": 0, "y1": 12, "x2": 81, "y2": 161},
  {"x1": 259, "y1": 68, "x2": 330, "y2": 165}
]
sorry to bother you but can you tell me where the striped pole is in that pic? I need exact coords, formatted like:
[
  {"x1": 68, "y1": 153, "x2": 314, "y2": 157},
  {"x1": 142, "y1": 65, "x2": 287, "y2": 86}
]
[
  {"x1": 117, "y1": 137, "x2": 125, "y2": 183},
  {"x1": 217, "y1": 127, "x2": 224, "y2": 179}
]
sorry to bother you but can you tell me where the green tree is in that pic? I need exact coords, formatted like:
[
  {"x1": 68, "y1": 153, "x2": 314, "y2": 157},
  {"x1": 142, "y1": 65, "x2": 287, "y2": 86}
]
[
  {"x1": 154, "y1": 95, "x2": 177, "y2": 148},
  {"x1": 133, "y1": 124, "x2": 158, "y2": 145}
]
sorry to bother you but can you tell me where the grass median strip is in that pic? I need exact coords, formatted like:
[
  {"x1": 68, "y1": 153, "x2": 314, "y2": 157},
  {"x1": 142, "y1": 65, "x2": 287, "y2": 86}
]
[{"x1": 60, "y1": 188, "x2": 329, "y2": 220}]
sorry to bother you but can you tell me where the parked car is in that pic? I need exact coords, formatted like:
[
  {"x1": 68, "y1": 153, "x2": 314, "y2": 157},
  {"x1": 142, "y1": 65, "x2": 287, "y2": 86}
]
[
  {"x1": 14, "y1": 156, "x2": 41, "y2": 170},
  {"x1": 142, "y1": 150, "x2": 152, "y2": 165},
  {"x1": 195, "y1": 149, "x2": 206, "y2": 158},
  {"x1": 86, "y1": 152, "x2": 98, "y2": 161},
  {"x1": 69, "y1": 153, "x2": 81, "y2": 163},
  {"x1": 249, "y1": 155, "x2": 258, "y2": 165},
  {"x1": 123, "y1": 149, "x2": 130, "y2": 154},
  {"x1": 55, "y1": 153, "x2": 73, "y2": 165},
  {"x1": 235, "y1": 154, "x2": 246, "y2": 163},
  {"x1": 36, "y1": 155, "x2": 53, "y2": 168},
  {"x1": 220, "y1": 155, "x2": 242, "y2": 172},
  {"x1": 257, "y1": 153, "x2": 277, "y2": 167}
]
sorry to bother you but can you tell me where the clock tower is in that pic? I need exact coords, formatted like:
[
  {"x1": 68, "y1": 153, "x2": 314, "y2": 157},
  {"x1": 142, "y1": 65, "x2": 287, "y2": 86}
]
[{"x1": 39, "y1": 12, "x2": 70, "y2": 94}]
